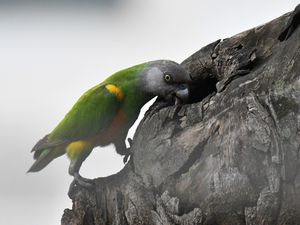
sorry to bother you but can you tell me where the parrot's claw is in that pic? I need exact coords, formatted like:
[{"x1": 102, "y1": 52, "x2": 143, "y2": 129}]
[
  {"x1": 73, "y1": 172, "x2": 95, "y2": 189},
  {"x1": 123, "y1": 153, "x2": 130, "y2": 164},
  {"x1": 127, "y1": 138, "x2": 133, "y2": 147},
  {"x1": 122, "y1": 138, "x2": 133, "y2": 164}
]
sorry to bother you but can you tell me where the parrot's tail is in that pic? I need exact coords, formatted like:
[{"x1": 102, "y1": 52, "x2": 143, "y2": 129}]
[
  {"x1": 27, "y1": 148, "x2": 63, "y2": 173},
  {"x1": 28, "y1": 134, "x2": 67, "y2": 172}
]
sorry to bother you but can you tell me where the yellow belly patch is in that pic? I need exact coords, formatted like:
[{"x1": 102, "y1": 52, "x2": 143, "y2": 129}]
[
  {"x1": 105, "y1": 84, "x2": 124, "y2": 101},
  {"x1": 66, "y1": 140, "x2": 91, "y2": 159}
]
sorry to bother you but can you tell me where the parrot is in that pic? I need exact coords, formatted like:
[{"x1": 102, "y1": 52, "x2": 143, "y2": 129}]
[{"x1": 28, "y1": 60, "x2": 191, "y2": 188}]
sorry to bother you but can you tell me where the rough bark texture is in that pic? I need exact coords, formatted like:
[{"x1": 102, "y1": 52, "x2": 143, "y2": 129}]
[{"x1": 62, "y1": 10, "x2": 300, "y2": 225}]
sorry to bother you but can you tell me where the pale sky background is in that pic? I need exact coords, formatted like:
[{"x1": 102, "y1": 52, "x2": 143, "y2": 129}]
[{"x1": 0, "y1": 1, "x2": 298, "y2": 224}]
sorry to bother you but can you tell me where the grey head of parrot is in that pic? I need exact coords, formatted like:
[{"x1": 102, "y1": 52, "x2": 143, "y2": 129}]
[{"x1": 139, "y1": 60, "x2": 191, "y2": 105}]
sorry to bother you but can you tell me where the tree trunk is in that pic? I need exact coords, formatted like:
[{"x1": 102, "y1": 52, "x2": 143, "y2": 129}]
[{"x1": 62, "y1": 9, "x2": 300, "y2": 225}]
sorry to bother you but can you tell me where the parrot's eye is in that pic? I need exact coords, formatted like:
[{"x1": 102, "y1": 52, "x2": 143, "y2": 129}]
[{"x1": 164, "y1": 74, "x2": 172, "y2": 83}]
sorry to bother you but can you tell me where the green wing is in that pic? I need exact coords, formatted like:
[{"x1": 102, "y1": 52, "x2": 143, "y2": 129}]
[{"x1": 48, "y1": 83, "x2": 121, "y2": 141}]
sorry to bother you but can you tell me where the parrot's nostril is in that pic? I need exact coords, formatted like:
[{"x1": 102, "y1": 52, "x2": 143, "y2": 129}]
[
  {"x1": 178, "y1": 84, "x2": 189, "y2": 90},
  {"x1": 178, "y1": 84, "x2": 186, "y2": 90}
]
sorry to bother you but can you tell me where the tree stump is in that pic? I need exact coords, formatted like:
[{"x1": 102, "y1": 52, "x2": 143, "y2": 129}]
[{"x1": 62, "y1": 8, "x2": 300, "y2": 225}]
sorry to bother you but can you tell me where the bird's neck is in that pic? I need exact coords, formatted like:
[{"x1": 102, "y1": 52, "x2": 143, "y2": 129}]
[
  {"x1": 105, "y1": 63, "x2": 154, "y2": 118},
  {"x1": 122, "y1": 79, "x2": 153, "y2": 112},
  {"x1": 112, "y1": 75, "x2": 152, "y2": 125}
]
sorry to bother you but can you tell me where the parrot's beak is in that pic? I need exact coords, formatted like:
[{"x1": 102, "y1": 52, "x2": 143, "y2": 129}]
[{"x1": 174, "y1": 84, "x2": 189, "y2": 105}]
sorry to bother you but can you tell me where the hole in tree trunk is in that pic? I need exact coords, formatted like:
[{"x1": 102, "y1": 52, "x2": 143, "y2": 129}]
[{"x1": 188, "y1": 77, "x2": 218, "y2": 103}]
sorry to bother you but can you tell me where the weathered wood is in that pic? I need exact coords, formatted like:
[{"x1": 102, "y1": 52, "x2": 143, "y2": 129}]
[{"x1": 62, "y1": 8, "x2": 300, "y2": 225}]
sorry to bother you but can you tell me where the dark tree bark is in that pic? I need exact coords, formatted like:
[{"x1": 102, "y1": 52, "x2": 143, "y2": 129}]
[{"x1": 62, "y1": 9, "x2": 300, "y2": 225}]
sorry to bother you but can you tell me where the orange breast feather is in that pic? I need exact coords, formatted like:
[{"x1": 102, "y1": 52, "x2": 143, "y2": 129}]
[
  {"x1": 94, "y1": 109, "x2": 127, "y2": 145},
  {"x1": 66, "y1": 110, "x2": 126, "y2": 159}
]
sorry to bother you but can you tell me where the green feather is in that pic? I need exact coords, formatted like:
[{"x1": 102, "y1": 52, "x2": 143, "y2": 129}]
[{"x1": 48, "y1": 62, "x2": 150, "y2": 142}]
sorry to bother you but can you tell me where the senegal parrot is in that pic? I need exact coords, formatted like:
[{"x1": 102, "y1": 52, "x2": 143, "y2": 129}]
[{"x1": 28, "y1": 60, "x2": 190, "y2": 188}]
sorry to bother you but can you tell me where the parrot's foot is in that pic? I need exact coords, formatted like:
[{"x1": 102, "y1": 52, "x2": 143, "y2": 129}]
[
  {"x1": 73, "y1": 172, "x2": 95, "y2": 189},
  {"x1": 123, "y1": 138, "x2": 133, "y2": 164}
]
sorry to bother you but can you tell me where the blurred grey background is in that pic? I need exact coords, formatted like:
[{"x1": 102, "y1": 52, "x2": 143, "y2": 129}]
[{"x1": 0, "y1": 1, "x2": 298, "y2": 224}]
